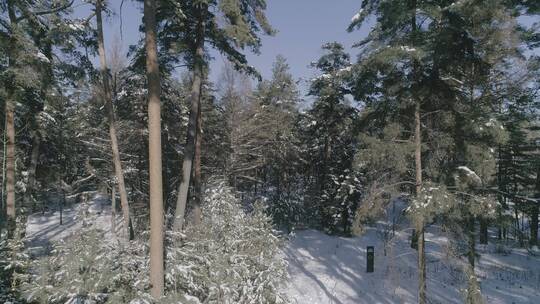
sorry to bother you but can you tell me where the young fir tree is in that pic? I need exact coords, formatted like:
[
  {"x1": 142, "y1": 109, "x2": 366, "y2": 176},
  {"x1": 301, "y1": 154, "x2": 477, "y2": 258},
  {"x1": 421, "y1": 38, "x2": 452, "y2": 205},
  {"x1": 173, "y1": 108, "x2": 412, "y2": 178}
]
[{"x1": 249, "y1": 55, "x2": 301, "y2": 231}]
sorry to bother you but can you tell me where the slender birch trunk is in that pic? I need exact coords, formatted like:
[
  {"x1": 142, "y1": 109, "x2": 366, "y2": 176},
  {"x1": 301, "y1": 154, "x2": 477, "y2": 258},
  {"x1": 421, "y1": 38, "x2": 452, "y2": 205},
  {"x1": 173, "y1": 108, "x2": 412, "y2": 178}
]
[
  {"x1": 95, "y1": 0, "x2": 132, "y2": 240},
  {"x1": 144, "y1": 0, "x2": 164, "y2": 298}
]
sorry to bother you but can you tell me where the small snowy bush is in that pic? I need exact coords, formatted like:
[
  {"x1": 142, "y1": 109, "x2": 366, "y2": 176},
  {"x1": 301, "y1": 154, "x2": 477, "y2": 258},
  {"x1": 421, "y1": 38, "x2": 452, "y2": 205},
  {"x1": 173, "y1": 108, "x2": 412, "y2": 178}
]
[{"x1": 165, "y1": 179, "x2": 289, "y2": 304}]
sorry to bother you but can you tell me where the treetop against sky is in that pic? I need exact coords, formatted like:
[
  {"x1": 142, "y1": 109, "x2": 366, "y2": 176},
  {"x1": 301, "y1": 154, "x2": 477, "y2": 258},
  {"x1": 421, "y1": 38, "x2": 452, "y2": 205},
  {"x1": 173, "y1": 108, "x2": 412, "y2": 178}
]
[{"x1": 76, "y1": 0, "x2": 369, "y2": 90}]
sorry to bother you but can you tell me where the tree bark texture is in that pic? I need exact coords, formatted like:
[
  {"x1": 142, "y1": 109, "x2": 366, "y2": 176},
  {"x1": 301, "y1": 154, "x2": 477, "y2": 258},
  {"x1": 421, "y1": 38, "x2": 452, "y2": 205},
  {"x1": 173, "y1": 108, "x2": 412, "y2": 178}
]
[{"x1": 144, "y1": 0, "x2": 165, "y2": 298}]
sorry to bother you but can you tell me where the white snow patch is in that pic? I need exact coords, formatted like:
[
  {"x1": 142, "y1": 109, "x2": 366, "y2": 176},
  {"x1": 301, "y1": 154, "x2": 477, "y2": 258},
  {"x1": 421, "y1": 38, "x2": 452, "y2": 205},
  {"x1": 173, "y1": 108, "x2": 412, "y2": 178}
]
[
  {"x1": 284, "y1": 225, "x2": 540, "y2": 303},
  {"x1": 351, "y1": 9, "x2": 364, "y2": 23},
  {"x1": 36, "y1": 51, "x2": 50, "y2": 63},
  {"x1": 400, "y1": 45, "x2": 417, "y2": 52},
  {"x1": 26, "y1": 193, "x2": 123, "y2": 256},
  {"x1": 68, "y1": 23, "x2": 85, "y2": 31},
  {"x1": 457, "y1": 165, "x2": 482, "y2": 184}
]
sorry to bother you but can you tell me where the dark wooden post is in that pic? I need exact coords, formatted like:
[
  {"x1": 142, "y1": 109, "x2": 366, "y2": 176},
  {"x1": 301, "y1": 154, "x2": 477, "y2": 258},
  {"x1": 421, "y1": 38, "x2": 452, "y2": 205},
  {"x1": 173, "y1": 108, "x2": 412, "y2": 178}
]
[
  {"x1": 411, "y1": 229, "x2": 418, "y2": 249},
  {"x1": 367, "y1": 246, "x2": 374, "y2": 273}
]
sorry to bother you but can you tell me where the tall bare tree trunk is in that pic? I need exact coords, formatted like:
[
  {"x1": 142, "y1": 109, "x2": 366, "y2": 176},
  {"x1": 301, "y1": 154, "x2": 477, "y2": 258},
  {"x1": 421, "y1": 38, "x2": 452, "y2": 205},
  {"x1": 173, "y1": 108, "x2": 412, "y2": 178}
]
[
  {"x1": 410, "y1": 0, "x2": 426, "y2": 302},
  {"x1": 5, "y1": 0, "x2": 18, "y2": 238},
  {"x1": 24, "y1": 131, "x2": 40, "y2": 211},
  {"x1": 144, "y1": 0, "x2": 164, "y2": 298},
  {"x1": 1, "y1": 118, "x2": 6, "y2": 228},
  {"x1": 192, "y1": 98, "x2": 203, "y2": 225},
  {"x1": 5, "y1": 102, "x2": 16, "y2": 235},
  {"x1": 95, "y1": 0, "x2": 132, "y2": 240},
  {"x1": 174, "y1": 6, "x2": 206, "y2": 230},
  {"x1": 415, "y1": 100, "x2": 426, "y2": 304}
]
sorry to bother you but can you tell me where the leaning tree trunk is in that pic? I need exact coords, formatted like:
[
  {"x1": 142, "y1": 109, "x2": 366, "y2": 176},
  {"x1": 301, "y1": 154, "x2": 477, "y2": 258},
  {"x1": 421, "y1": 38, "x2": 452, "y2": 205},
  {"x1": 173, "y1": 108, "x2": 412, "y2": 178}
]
[
  {"x1": 24, "y1": 131, "x2": 40, "y2": 211},
  {"x1": 174, "y1": 6, "x2": 206, "y2": 231},
  {"x1": 96, "y1": 0, "x2": 132, "y2": 240},
  {"x1": 144, "y1": 0, "x2": 164, "y2": 298}
]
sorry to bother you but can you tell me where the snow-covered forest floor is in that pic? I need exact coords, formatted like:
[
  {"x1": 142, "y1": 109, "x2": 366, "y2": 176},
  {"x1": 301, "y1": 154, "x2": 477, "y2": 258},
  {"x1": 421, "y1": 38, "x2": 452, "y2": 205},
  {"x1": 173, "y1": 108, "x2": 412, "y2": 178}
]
[
  {"x1": 25, "y1": 193, "x2": 120, "y2": 256},
  {"x1": 25, "y1": 195, "x2": 540, "y2": 304},
  {"x1": 285, "y1": 229, "x2": 540, "y2": 304}
]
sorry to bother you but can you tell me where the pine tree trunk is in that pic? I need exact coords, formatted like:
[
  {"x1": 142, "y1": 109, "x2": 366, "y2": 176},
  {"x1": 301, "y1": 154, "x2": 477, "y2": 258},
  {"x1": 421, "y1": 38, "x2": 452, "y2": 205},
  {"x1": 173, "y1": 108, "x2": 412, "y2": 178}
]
[
  {"x1": 111, "y1": 183, "x2": 116, "y2": 235},
  {"x1": 192, "y1": 97, "x2": 203, "y2": 225},
  {"x1": 480, "y1": 217, "x2": 488, "y2": 244},
  {"x1": 515, "y1": 208, "x2": 523, "y2": 246},
  {"x1": 174, "y1": 6, "x2": 206, "y2": 230},
  {"x1": 5, "y1": 0, "x2": 17, "y2": 238},
  {"x1": 24, "y1": 131, "x2": 40, "y2": 211},
  {"x1": 468, "y1": 216, "x2": 476, "y2": 269},
  {"x1": 144, "y1": 0, "x2": 165, "y2": 298},
  {"x1": 410, "y1": 1, "x2": 426, "y2": 301},
  {"x1": 533, "y1": 165, "x2": 540, "y2": 247},
  {"x1": 1, "y1": 119, "x2": 6, "y2": 229},
  {"x1": 5, "y1": 102, "x2": 16, "y2": 236},
  {"x1": 96, "y1": 0, "x2": 132, "y2": 240},
  {"x1": 415, "y1": 100, "x2": 426, "y2": 304},
  {"x1": 531, "y1": 205, "x2": 538, "y2": 247}
]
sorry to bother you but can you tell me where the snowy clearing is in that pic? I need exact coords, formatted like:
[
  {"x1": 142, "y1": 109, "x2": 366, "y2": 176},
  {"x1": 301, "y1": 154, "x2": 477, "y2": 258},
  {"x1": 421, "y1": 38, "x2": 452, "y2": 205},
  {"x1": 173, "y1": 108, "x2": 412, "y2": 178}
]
[
  {"x1": 284, "y1": 228, "x2": 540, "y2": 304},
  {"x1": 25, "y1": 193, "x2": 120, "y2": 256}
]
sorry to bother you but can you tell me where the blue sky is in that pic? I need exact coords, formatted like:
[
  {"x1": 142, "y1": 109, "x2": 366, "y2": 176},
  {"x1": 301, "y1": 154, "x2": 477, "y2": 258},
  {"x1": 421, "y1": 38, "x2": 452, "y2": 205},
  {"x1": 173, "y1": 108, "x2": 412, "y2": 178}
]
[
  {"x1": 78, "y1": 0, "x2": 369, "y2": 95},
  {"x1": 79, "y1": 1, "x2": 537, "y2": 96}
]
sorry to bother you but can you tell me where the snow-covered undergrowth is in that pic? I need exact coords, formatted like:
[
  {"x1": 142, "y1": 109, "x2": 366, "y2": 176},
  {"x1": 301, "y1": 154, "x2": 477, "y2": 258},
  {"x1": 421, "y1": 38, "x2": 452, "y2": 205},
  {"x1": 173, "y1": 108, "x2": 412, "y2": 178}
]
[
  {"x1": 23, "y1": 184, "x2": 289, "y2": 304},
  {"x1": 23, "y1": 194, "x2": 149, "y2": 303},
  {"x1": 22, "y1": 193, "x2": 540, "y2": 304},
  {"x1": 284, "y1": 227, "x2": 540, "y2": 303}
]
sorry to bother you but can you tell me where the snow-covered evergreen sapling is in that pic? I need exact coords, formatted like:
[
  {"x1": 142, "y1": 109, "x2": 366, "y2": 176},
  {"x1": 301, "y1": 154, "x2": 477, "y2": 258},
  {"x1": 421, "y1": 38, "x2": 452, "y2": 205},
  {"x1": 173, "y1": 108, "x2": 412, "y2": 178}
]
[
  {"x1": 0, "y1": 219, "x2": 30, "y2": 304},
  {"x1": 165, "y1": 178, "x2": 289, "y2": 304},
  {"x1": 22, "y1": 203, "x2": 150, "y2": 304}
]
